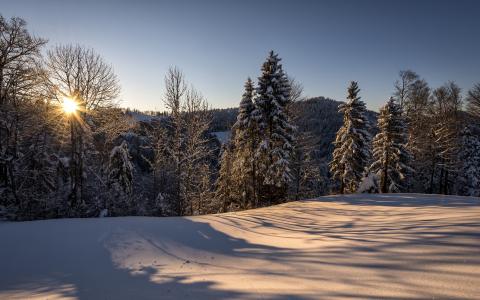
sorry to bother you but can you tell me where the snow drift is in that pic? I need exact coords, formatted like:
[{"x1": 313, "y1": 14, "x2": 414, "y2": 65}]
[{"x1": 0, "y1": 194, "x2": 479, "y2": 299}]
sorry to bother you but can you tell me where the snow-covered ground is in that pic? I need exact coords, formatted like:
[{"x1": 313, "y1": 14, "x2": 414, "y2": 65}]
[
  {"x1": 1, "y1": 194, "x2": 479, "y2": 299},
  {"x1": 212, "y1": 131, "x2": 231, "y2": 144}
]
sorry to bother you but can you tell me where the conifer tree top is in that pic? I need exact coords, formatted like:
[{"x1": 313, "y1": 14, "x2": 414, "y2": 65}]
[
  {"x1": 347, "y1": 81, "x2": 361, "y2": 103},
  {"x1": 255, "y1": 51, "x2": 291, "y2": 109},
  {"x1": 234, "y1": 77, "x2": 255, "y2": 132},
  {"x1": 240, "y1": 78, "x2": 254, "y2": 108}
]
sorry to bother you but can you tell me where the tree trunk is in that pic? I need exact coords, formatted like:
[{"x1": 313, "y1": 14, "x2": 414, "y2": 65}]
[
  {"x1": 443, "y1": 170, "x2": 449, "y2": 195},
  {"x1": 0, "y1": 67, "x2": 4, "y2": 105},
  {"x1": 252, "y1": 155, "x2": 257, "y2": 208},
  {"x1": 381, "y1": 152, "x2": 389, "y2": 193},
  {"x1": 69, "y1": 118, "x2": 83, "y2": 211},
  {"x1": 428, "y1": 153, "x2": 436, "y2": 194},
  {"x1": 438, "y1": 162, "x2": 444, "y2": 194}
]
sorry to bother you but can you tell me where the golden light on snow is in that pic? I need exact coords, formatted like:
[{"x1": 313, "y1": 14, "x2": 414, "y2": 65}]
[{"x1": 62, "y1": 96, "x2": 78, "y2": 114}]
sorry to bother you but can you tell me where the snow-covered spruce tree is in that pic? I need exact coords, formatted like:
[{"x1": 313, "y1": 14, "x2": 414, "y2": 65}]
[
  {"x1": 357, "y1": 172, "x2": 380, "y2": 193},
  {"x1": 252, "y1": 51, "x2": 295, "y2": 204},
  {"x1": 214, "y1": 143, "x2": 237, "y2": 212},
  {"x1": 330, "y1": 81, "x2": 371, "y2": 194},
  {"x1": 456, "y1": 126, "x2": 480, "y2": 196},
  {"x1": 369, "y1": 98, "x2": 412, "y2": 193},
  {"x1": 231, "y1": 78, "x2": 259, "y2": 208},
  {"x1": 107, "y1": 141, "x2": 134, "y2": 215}
]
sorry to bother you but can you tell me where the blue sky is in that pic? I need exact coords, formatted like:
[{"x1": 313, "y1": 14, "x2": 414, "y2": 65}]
[{"x1": 2, "y1": 0, "x2": 479, "y2": 111}]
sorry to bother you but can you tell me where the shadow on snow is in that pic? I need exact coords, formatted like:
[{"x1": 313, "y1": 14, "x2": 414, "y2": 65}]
[{"x1": 0, "y1": 193, "x2": 479, "y2": 299}]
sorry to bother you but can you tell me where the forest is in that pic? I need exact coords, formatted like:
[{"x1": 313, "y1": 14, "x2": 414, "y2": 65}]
[{"x1": 1, "y1": 15, "x2": 480, "y2": 220}]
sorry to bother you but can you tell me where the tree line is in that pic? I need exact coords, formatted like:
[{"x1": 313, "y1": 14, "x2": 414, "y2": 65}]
[
  {"x1": 331, "y1": 73, "x2": 480, "y2": 196},
  {"x1": 1, "y1": 16, "x2": 479, "y2": 220}
]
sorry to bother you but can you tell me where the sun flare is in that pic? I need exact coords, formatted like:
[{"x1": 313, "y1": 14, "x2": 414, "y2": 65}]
[{"x1": 62, "y1": 97, "x2": 78, "y2": 114}]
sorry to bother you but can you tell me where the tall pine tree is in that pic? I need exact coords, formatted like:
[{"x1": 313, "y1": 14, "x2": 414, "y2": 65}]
[
  {"x1": 330, "y1": 81, "x2": 371, "y2": 194},
  {"x1": 231, "y1": 78, "x2": 259, "y2": 208},
  {"x1": 369, "y1": 98, "x2": 412, "y2": 193},
  {"x1": 252, "y1": 51, "x2": 295, "y2": 203}
]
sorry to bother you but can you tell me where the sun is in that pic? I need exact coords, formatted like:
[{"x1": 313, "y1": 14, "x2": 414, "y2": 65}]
[{"x1": 62, "y1": 97, "x2": 78, "y2": 114}]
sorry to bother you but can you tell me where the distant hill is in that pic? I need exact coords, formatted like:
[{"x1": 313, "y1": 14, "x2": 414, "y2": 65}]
[
  {"x1": 126, "y1": 97, "x2": 378, "y2": 185},
  {"x1": 128, "y1": 97, "x2": 377, "y2": 161},
  {"x1": 292, "y1": 97, "x2": 377, "y2": 160},
  {"x1": 209, "y1": 107, "x2": 238, "y2": 132},
  {"x1": 209, "y1": 96, "x2": 377, "y2": 159},
  {"x1": 115, "y1": 97, "x2": 378, "y2": 198}
]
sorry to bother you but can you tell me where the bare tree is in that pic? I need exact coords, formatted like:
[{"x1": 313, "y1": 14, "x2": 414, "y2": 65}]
[
  {"x1": 393, "y1": 70, "x2": 419, "y2": 110},
  {"x1": 152, "y1": 67, "x2": 212, "y2": 216},
  {"x1": 0, "y1": 16, "x2": 46, "y2": 105},
  {"x1": 183, "y1": 87, "x2": 212, "y2": 215},
  {"x1": 466, "y1": 83, "x2": 480, "y2": 120},
  {"x1": 44, "y1": 44, "x2": 121, "y2": 210},
  {"x1": 45, "y1": 44, "x2": 120, "y2": 111},
  {"x1": 404, "y1": 78, "x2": 431, "y2": 191},
  {"x1": 288, "y1": 77, "x2": 304, "y2": 103},
  {"x1": 91, "y1": 107, "x2": 135, "y2": 164},
  {"x1": 161, "y1": 66, "x2": 187, "y2": 214},
  {"x1": 430, "y1": 82, "x2": 462, "y2": 194},
  {"x1": 284, "y1": 78, "x2": 320, "y2": 200},
  {"x1": 0, "y1": 16, "x2": 47, "y2": 211}
]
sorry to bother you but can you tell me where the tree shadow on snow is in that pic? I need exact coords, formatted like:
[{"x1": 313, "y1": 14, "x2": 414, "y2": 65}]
[
  {"x1": 0, "y1": 217, "x2": 311, "y2": 300},
  {"x1": 197, "y1": 195, "x2": 480, "y2": 299},
  {"x1": 0, "y1": 194, "x2": 479, "y2": 299},
  {"x1": 316, "y1": 193, "x2": 480, "y2": 207}
]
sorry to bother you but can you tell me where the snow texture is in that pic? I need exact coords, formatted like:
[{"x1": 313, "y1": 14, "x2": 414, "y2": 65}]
[
  {"x1": 0, "y1": 194, "x2": 479, "y2": 299},
  {"x1": 212, "y1": 131, "x2": 231, "y2": 145},
  {"x1": 127, "y1": 111, "x2": 162, "y2": 123},
  {"x1": 357, "y1": 172, "x2": 379, "y2": 193}
]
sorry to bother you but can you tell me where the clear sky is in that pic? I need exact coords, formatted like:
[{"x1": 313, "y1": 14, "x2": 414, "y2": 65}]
[{"x1": 2, "y1": 0, "x2": 480, "y2": 111}]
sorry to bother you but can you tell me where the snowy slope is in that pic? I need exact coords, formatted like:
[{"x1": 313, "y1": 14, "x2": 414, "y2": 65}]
[
  {"x1": 212, "y1": 131, "x2": 231, "y2": 144},
  {"x1": 0, "y1": 194, "x2": 479, "y2": 299}
]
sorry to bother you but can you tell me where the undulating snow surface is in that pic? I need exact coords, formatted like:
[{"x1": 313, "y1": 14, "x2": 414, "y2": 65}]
[{"x1": 1, "y1": 194, "x2": 479, "y2": 299}]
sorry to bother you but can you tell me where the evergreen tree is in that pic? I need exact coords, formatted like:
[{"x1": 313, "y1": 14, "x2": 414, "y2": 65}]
[
  {"x1": 369, "y1": 98, "x2": 412, "y2": 193},
  {"x1": 107, "y1": 141, "x2": 134, "y2": 215},
  {"x1": 231, "y1": 78, "x2": 259, "y2": 208},
  {"x1": 108, "y1": 141, "x2": 134, "y2": 195},
  {"x1": 252, "y1": 51, "x2": 295, "y2": 203},
  {"x1": 330, "y1": 81, "x2": 371, "y2": 194},
  {"x1": 457, "y1": 126, "x2": 480, "y2": 196},
  {"x1": 357, "y1": 172, "x2": 380, "y2": 193},
  {"x1": 214, "y1": 143, "x2": 236, "y2": 212}
]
